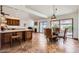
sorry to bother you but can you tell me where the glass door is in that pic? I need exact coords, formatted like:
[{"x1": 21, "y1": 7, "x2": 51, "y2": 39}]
[
  {"x1": 60, "y1": 19, "x2": 73, "y2": 38},
  {"x1": 51, "y1": 18, "x2": 73, "y2": 38},
  {"x1": 40, "y1": 21, "x2": 48, "y2": 32},
  {"x1": 51, "y1": 20, "x2": 60, "y2": 31}
]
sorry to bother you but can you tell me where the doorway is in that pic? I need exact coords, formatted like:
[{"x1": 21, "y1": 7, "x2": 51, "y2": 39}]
[{"x1": 39, "y1": 21, "x2": 48, "y2": 33}]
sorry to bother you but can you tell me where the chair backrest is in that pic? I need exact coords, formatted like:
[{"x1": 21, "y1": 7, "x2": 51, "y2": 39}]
[
  {"x1": 54, "y1": 28, "x2": 60, "y2": 33},
  {"x1": 63, "y1": 28, "x2": 68, "y2": 39},
  {"x1": 44, "y1": 28, "x2": 52, "y2": 38},
  {"x1": 58, "y1": 28, "x2": 68, "y2": 39},
  {"x1": 12, "y1": 32, "x2": 22, "y2": 39}
]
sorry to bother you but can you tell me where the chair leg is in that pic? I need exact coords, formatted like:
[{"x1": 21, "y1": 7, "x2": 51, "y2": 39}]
[
  {"x1": 18, "y1": 37, "x2": 22, "y2": 44},
  {"x1": 19, "y1": 38, "x2": 22, "y2": 44},
  {"x1": 63, "y1": 37, "x2": 67, "y2": 43},
  {"x1": 10, "y1": 39, "x2": 13, "y2": 47}
]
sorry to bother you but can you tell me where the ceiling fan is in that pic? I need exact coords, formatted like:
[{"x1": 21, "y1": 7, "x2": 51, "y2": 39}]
[{"x1": 0, "y1": 5, "x2": 9, "y2": 16}]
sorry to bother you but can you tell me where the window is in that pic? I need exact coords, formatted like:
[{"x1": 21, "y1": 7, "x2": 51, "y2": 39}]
[
  {"x1": 40, "y1": 21, "x2": 48, "y2": 32},
  {"x1": 51, "y1": 18, "x2": 73, "y2": 38}
]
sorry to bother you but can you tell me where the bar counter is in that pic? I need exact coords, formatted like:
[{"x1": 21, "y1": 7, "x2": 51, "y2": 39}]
[
  {"x1": 0, "y1": 29, "x2": 33, "y2": 49},
  {"x1": 0, "y1": 29, "x2": 32, "y2": 33}
]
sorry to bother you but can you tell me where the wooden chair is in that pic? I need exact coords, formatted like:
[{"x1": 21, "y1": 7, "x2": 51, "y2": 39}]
[
  {"x1": 11, "y1": 32, "x2": 22, "y2": 46},
  {"x1": 58, "y1": 28, "x2": 68, "y2": 41},
  {"x1": 54, "y1": 28, "x2": 60, "y2": 33},
  {"x1": 53, "y1": 28, "x2": 60, "y2": 37},
  {"x1": 44, "y1": 28, "x2": 57, "y2": 42},
  {"x1": 44, "y1": 28, "x2": 52, "y2": 38}
]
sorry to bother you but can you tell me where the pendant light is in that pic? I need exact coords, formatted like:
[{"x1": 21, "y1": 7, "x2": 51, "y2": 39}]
[{"x1": 51, "y1": 5, "x2": 57, "y2": 20}]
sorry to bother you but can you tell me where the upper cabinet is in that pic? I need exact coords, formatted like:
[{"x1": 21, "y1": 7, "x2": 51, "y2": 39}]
[{"x1": 6, "y1": 18, "x2": 20, "y2": 26}]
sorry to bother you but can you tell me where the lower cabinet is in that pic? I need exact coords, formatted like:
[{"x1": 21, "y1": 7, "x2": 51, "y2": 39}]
[
  {"x1": 0, "y1": 33, "x2": 12, "y2": 48},
  {"x1": 25, "y1": 31, "x2": 32, "y2": 40},
  {"x1": 0, "y1": 30, "x2": 32, "y2": 49}
]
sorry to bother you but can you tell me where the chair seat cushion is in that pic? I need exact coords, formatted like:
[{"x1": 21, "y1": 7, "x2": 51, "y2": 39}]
[{"x1": 12, "y1": 35, "x2": 20, "y2": 39}]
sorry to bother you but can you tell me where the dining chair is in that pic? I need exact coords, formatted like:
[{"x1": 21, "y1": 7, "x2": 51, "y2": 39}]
[
  {"x1": 53, "y1": 28, "x2": 60, "y2": 36},
  {"x1": 44, "y1": 28, "x2": 52, "y2": 38},
  {"x1": 58, "y1": 28, "x2": 68, "y2": 41},
  {"x1": 44, "y1": 28, "x2": 57, "y2": 42}
]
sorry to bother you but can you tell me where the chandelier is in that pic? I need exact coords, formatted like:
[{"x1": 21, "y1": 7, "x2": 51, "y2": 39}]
[{"x1": 51, "y1": 5, "x2": 57, "y2": 20}]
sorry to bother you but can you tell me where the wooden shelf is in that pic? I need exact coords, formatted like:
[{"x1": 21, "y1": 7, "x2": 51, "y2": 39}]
[{"x1": 6, "y1": 18, "x2": 20, "y2": 26}]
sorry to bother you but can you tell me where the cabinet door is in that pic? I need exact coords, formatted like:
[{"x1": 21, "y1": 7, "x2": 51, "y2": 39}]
[
  {"x1": 6, "y1": 18, "x2": 20, "y2": 26},
  {"x1": 11, "y1": 19, "x2": 13, "y2": 25},
  {"x1": 12, "y1": 20, "x2": 14, "y2": 25},
  {"x1": 6, "y1": 19, "x2": 11, "y2": 25},
  {"x1": 16, "y1": 20, "x2": 18, "y2": 25},
  {"x1": 1, "y1": 33, "x2": 12, "y2": 43},
  {"x1": 16, "y1": 20, "x2": 19, "y2": 25},
  {"x1": 25, "y1": 31, "x2": 32, "y2": 40}
]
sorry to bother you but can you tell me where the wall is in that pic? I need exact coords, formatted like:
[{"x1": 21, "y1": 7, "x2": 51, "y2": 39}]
[
  {"x1": 2, "y1": 6, "x2": 78, "y2": 38},
  {"x1": 57, "y1": 11, "x2": 78, "y2": 38},
  {"x1": 3, "y1": 5, "x2": 34, "y2": 29},
  {"x1": 34, "y1": 18, "x2": 50, "y2": 32},
  {"x1": 78, "y1": 9, "x2": 79, "y2": 39}
]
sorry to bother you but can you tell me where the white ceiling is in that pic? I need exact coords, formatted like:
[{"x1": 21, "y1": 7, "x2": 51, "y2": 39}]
[
  {"x1": 8, "y1": 5, "x2": 79, "y2": 18},
  {"x1": 25, "y1": 5, "x2": 78, "y2": 16}
]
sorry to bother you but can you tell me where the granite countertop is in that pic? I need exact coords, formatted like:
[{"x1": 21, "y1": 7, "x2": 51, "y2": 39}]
[{"x1": 0, "y1": 29, "x2": 32, "y2": 33}]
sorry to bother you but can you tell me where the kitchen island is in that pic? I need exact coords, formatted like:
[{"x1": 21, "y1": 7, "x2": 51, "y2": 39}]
[{"x1": 0, "y1": 29, "x2": 33, "y2": 49}]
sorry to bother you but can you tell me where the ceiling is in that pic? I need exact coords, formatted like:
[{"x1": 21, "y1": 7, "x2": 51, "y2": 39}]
[
  {"x1": 8, "y1": 5, "x2": 79, "y2": 18},
  {"x1": 25, "y1": 5, "x2": 78, "y2": 16}
]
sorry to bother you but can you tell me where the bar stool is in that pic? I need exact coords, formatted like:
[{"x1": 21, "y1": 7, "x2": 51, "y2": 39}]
[{"x1": 11, "y1": 32, "x2": 22, "y2": 47}]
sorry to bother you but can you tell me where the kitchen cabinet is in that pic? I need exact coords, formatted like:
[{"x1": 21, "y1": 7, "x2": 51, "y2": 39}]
[
  {"x1": 25, "y1": 31, "x2": 32, "y2": 40},
  {"x1": 6, "y1": 18, "x2": 20, "y2": 26}
]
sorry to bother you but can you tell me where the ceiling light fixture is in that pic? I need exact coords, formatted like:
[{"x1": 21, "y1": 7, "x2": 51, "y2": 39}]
[{"x1": 51, "y1": 5, "x2": 57, "y2": 20}]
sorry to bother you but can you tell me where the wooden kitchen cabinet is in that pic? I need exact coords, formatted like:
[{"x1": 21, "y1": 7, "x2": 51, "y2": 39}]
[
  {"x1": 0, "y1": 33, "x2": 12, "y2": 48},
  {"x1": 22, "y1": 31, "x2": 32, "y2": 41},
  {"x1": 1, "y1": 33, "x2": 12, "y2": 43},
  {"x1": 6, "y1": 18, "x2": 20, "y2": 26},
  {"x1": 25, "y1": 31, "x2": 32, "y2": 40},
  {"x1": 0, "y1": 30, "x2": 33, "y2": 49}
]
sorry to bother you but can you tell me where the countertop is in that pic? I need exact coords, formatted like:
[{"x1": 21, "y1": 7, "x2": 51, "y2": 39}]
[{"x1": 0, "y1": 29, "x2": 32, "y2": 33}]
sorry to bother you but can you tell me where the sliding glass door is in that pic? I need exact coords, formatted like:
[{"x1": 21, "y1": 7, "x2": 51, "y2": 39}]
[
  {"x1": 60, "y1": 19, "x2": 73, "y2": 38},
  {"x1": 40, "y1": 21, "x2": 48, "y2": 32},
  {"x1": 51, "y1": 18, "x2": 73, "y2": 38},
  {"x1": 51, "y1": 20, "x2": 60, "y2": 30}
]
